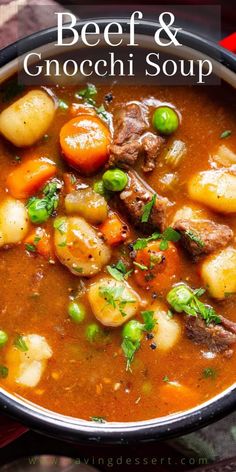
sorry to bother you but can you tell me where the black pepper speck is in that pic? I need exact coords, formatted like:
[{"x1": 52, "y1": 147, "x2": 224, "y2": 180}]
[
  {"x1": 150, "y1": 342, "x2": 157, "y2": 350},
  {"x1": 146, "y1": 333, "x2": 154, "y2": 340}
]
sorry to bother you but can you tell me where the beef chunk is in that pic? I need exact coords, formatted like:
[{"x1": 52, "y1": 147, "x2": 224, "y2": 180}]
[
  {"x1": 141, "y1": 133, "x2": 164, "y2": 173},
  {"x1": 109, "y1": 103, "x2": 147, "y2": 168},
  {"x1": 173, "y1": 219, "x2": 233, "y2": 257},
  {"x1": 185, "y1": 315, "x2": 236, "y2": 356},
  {"x1": 113, "y1": 103, "x2": 147, "y2": 143},
  {"x1": 109, "y1": 103, "x2": 163, "y2": 172},
  {"x1": 119, "y1": 171, "x2": 168, "y2": 232},
  {"x1": 109, "y1": 141, "x2": 141, "y2": 168}
]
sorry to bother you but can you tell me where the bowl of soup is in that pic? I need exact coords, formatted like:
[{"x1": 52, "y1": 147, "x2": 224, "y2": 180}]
[{"x1": 0, "y1": 19, "x2": 236, "y2": 444}]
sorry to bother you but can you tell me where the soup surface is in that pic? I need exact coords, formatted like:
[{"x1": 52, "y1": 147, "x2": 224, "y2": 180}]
[{"x1": 0, "y1": 79, "x2": 236, "y2": 423}]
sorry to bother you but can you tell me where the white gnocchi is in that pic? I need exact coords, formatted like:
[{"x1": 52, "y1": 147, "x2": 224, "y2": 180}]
[
  {"x1": 6, "y1": 334, "x2": 52, "y2": 388},
  {"x1": 188, "y1": 169, "x2": 236, "y2": 214},
  {"x1": 0, "y1": 198, "x2": 29, "y2": 247},
  {"x1": 200, "y1": 247, "x2": 236, "y2": 300},
  {"x1": 0, "y1": 90, "x2": 56, "y2": 147},
  {"x1": 54, "y1": 216, "x2": 111, "y2": 277},
  {"x1": 88, "y1": 277, "x2": 140, "y2": 327},
  {"x1": 152, "y1": 303, "x2": 181, "y2": 351}
]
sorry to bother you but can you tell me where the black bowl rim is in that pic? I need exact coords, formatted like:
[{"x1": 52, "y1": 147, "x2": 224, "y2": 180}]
[{"x1": 0, "y1": 18, "x2": 236, "y2": 444}]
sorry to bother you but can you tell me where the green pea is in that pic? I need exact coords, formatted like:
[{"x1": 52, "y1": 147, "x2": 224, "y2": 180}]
[
  {"x1": 102, "y1": 169, "x2": 128, "y2": 192},
  {"x1": 27, "y1": 198, "x2": 49, "y2": 224},
  {"x1": 93, "y1": 180, "x2": 106, "y2": 196},
  {"x1": 122, "y1": 320, "x2": 143, "y2": 343},
  {"x1": 86, "y1": 323, "x2": 103, "y2": 343},
  {"x1": 152, "y1": 106, "x2": 179, "y2": 135},
  {"x1": 68, "y1": 301, "x2": 86, "y2": 324},
  {"x1": 167, "y1": 285, "x2": 193, "y2": 313},
  {"x1": 0, "y1": 330, "x2": 8, "y2": 348}
]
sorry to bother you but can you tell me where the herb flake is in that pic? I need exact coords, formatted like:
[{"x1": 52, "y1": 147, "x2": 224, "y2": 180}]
[
  {"x1": 133, "y1": 262, "x2": 149, "y2": 271},
  {"x1": 203, "y1": 367, "x2": 217, "y2": 379},
  {"x1": 25, "y1": 243, "x2": 36, "y2": 253},
  {"x1": 99, "y1": 284, "x2": 135, "y2": 318},
  {"x1": 107, "y1": 260, "x2": 128, "y2": 281},
  {"x1": 185, "y1": 230, "x2": 205, "y2": 248},
  {"x1": 0, "y1": 365, "x2": 8, "y2": 378},
  {"x1": 13, "y1": 335, "x2": 28, "y2": 352},
  {"x1": 122, "y1": 337, "x2": 140, "y2": 371},
  {"x1": 58, "y1": 99, "x2": 69, "y2": 110},
  {"x1": 162, "y1": 375, "x2": 170, "y2": 383},
  {"x1": 220, "y1": 130, "x2": 232, "y2": 139},
  {"x1": 141, "y1": 195, "x2": 157, "y2": 223},
  {"x1": 76, "y1": 83, "x2": 97, "y2": 105},
  {"x1": 90, "y1": 416, "x2": 106, "y2": 423},
  {"x1": 141, "y1": 310, "x2": 156, "y2": 331},
  {"x1": 133, "y1": 227, "x2": 180, "y2": 251}
]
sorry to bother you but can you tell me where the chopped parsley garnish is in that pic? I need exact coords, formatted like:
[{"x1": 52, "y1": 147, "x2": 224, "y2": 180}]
[
  {"x1": 72, "y1": 266, "x2": 83, "y2": 273},
  {"x1": 193, "y1": 287, "x2": 206, "y2": 298},
  {"x1": 13, "y1": 335, "x2": 28, "y2": 352},
  {"x1": 167, "y1": 309, "x2": 174, "y2": 319},
  {"x1": 0, "y1": 365, "x2": 8, "y2": 378},
  {"x1": 224, "y1": 291, "x2": 236, "y2": 298},
  {"x1": 167, "y1": 284, "x2": 221, "y2": 325},
  {"x1": 133, "y1": 262, "x2": 149, "y2": 271},
  {"x1": 159, "y1": 239, "x2": 168, "y2": 250},
  {"x1": 185, "y1": 230, "x2": 205, "y2": 248},
  {"x1": 133, "y1": 233, "x2": 160, "y2": 251},
  {"x1": 70, "y1": 174, "x2": 77, "y2": 185},
  {"x1": 162, "y1": 375, "x2": 170, "y2": 383},
  {"x1": 25, "y1": 243, "x2": 36, "y2": 253},
  {"x1": 53, "y1": 218, "x2": 67, "y2": 234},
  {"x1": 122, "y1": 337, "x2": 140, "y2": 371},
  {"x1": 107, "y1": 260, "x2": 132, "y2": 281},
  {"x1": 99, "y1": 285, "x2": 135, "y2": 317},
  {"x1": 95, "y1": 104, "x2": 109, "y2": 121},
  {"x1": 58, "y1": 241, "x2": 67, "y2": 248},
  {"x1": 203, "y1": 367, "x2": 217, "y2": 379},
  {"x1": 162, "y1": 227, "x2": 181, "y2": 243},
  {"x1": 141, "y1": 310, "x2": 156, "y2": 331},
  {"x1": 90, "y1": 416, "x2": 106, "y2": 423},
  {"x1": 58, "y1": 99, "x2": 69, "y2": 110},
  {"x1": 75, "y1": 83, "x2": 109, "y2": 122},
  {"x1": 220, "y1": 130, "x2": 232, "y2": 139},
  {"x1": 141, "y1": 195, "x2": 157, "y2": 223},
  {"x1": 133, "y1": 227, "x2": 180, "y2": 251},
  {"x1": 76, "y1": 83, "x2": 97, "y2": 105}
]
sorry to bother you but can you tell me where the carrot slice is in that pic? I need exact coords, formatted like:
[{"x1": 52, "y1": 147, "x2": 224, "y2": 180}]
[
  {"x1": 99, "y1": 212, "x2": 130, "y2": 246},
  {"x1": 60, "y1": 115, "x2": 111, "y2": 175},
  {"x1": 7, "y1": 158, "x2": 56, "y2": 199},
  {"x1": 24, "y1": 228, "x2": 53, "y2": 259},
  {"x1": 134, "y1": 240, "x2": 180, "y2": 292}
]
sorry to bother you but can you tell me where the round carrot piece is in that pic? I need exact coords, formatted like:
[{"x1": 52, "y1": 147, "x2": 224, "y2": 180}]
[
  {"x1": 6, "y1": 158, "x2": 56, "y2": 199},
  {"x1": 134, "y1": 241, "x2": 180, "y2": 292},
  {"x1": 60, "y1": 115, "x2": 111, "y2": 175}
]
